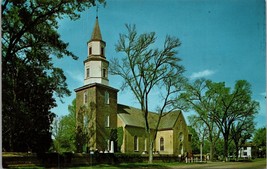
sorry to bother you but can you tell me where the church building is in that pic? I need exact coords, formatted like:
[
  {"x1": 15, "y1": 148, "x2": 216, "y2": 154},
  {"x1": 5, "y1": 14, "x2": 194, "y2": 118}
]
[{"x1": 75, "y1": 17, "x2": 192, "y2": 156}]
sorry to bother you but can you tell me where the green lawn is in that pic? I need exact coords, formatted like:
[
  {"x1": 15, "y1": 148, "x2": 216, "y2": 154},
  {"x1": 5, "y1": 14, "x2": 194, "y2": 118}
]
[{"x1": 6, "y1": 158, "x2": 266, "y2": 169}]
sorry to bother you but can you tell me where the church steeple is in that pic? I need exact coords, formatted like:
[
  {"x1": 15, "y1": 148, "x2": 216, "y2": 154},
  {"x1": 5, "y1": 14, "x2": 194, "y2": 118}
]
[
  {"x1": 84, "y1": 17, "x2": 109, "y2": 86},
  {"x1": 90, "y1": 17, "x2": 102, "y2": 41}
]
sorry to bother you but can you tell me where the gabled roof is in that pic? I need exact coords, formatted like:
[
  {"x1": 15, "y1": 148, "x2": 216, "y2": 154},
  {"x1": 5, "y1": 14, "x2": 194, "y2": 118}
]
[
  {"x1": 90, "y1": 17, "x2": 102, "y2": 41},
  {"x1": 117, "y1": 104, "x2": 182, "y2": 130}
]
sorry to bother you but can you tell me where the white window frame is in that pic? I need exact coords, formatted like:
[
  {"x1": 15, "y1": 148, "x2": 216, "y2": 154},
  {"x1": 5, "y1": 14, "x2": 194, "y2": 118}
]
[
  {"x1": 105, "y1": 91, "x2": 109, "y2": 104},
  {"x1": 160, "y1": 137, "x2": 164, "y2": 151},
  {"x1": 105, "y1": 115, "x2": 110, "y2": 128},
  {"x1": 134, "y1": 136, "x2": 139, "y2": 151}
]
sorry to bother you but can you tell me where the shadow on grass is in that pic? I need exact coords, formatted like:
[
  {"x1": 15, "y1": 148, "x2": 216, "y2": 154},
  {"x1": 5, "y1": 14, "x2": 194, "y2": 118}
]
[
  {"x1": 115, "y1": 163, "x2": 172, "y2": 169},
  {"x1": 69, "y1": 163, "x2": 173, "y2": 169},
  {"x1": 84, "y1": 163, "x2": 173, "y2": 169}
]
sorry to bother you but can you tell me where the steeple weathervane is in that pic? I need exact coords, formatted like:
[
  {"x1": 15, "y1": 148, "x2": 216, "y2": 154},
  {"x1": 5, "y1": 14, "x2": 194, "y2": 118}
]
[{"x1": 96, "y1": 4, "x2": 99, "y2": 18}]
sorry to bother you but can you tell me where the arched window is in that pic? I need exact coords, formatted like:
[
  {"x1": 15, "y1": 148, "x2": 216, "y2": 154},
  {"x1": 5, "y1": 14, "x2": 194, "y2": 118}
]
[
  {"x1": 105, "y1": 115, "x2": 110, "y2": 127},
  {"x1": 83, "y1": 91, "x2": 88, "y2": 104},
  {"x1": 89, "y1": 47, "x2": 92, "y2": 55},
  {"x1": 179, "y1": 132, "x2": 183, "y2": 142},
  {"x1": 105, "y1": 91, "x2": 109, "y2": 104},
  {"x1": 103, "y1": 68, "x2": 107, "y2": 78},
  {"x1": 134, "y1": 136, "x2": 138, "y2": 151},
  {"x1": 144, "y1": 138, "x2": 147, "y2": 151},
  {"x1": 101, "y1": 47, "x2": 104, "y2": 56},
  {"x1": 160, "y1": 137, "x2": 164, "y2": 151},
  {"x1": 86, "y1": 68, "x2": 90, "y2": 78}
]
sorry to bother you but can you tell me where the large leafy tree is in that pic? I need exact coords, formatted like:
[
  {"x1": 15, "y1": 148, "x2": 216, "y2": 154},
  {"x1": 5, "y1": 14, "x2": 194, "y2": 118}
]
[
  {"x1": 212, "y1": 80, "x2": 259, "y2": 161},
  {"x1": 52, "y1": 99, "x2": 76, "y2": 153},
  {"x1": 180, "y1": 79, "x2": 259, "y2": 161},
  {"x1": 110, "y1": 24, "x2": 186, "y2": 163},
  {"x1": 2, "y1": 0, "x2": 105, "y2": 152},
  {"x1": 179, "y1": 79, "x2": 221, "y2": 161}
]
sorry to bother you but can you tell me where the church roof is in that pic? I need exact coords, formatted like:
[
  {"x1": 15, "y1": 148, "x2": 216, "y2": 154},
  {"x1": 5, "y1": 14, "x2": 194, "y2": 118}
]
[
  {"x1": 117, "y1": 104, "x2": 182, "y2": 130},
  {"x1": 74, "y1": 83, "x2": 119, "y2": 92},
  {"x1": 90, "y1": 17, "x2": 102, "y2": 41}
]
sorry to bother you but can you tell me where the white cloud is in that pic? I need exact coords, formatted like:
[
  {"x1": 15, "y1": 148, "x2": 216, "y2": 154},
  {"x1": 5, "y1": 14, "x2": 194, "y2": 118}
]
[
  {"x1": 190, "y1": 69, "x2": 215, "y2": 79},
  {"x1": 260, "y1": 92, "x2": 266, "y2": 97},
  {"x1": 66, "y1": 70, "x2": 84, "y2": 85}
]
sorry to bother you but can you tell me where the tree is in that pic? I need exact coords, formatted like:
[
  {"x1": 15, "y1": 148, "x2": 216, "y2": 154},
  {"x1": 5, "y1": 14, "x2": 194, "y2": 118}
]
[
  {"x1": 180, "y1": 79, "x2": 259, "y2": 161},
  {"x1": 76, "y1": 102, "x2": 97, "y2": 153},
  {"x1": 253, "y1": 127, "x2": 266, "y2": 147},
  {"x1": 230, "y1": 115, "x2": 255, "y2": 160},
  {"x1": 2, "y1": 0, "x2": 105, "y2": 152},
  {"x1": 188, "y1": 116, "x2": 209, "y2": 161},
  {"x1": 210, "y1": 80, "x2": 259, "y2": 161},
  {"x1": 179, "y1": 79, "x2": 221, "y2": 161},
  {"x1": 253, "y1": 127, "x2": 266, "y2": 157},
  {"x1": 188, "y1": 126, "x2": 200, "y2": 154},
  {"x1": 110, "y1": 24, "x2": 186, "y2": 163},
  {"x1": 52, "y1": 99, "x2": 76, "y2": 153}
]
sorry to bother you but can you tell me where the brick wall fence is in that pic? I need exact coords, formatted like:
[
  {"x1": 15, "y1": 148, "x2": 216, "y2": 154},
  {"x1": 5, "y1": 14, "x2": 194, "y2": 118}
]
[{"x1": 3, "y1": 152, "x2": 187, "y2": 168}]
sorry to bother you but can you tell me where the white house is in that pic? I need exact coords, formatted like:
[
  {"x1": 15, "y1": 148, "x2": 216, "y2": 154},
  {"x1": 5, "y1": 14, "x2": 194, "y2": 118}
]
[
  {"x1": 238, "y1": 143, "x2": 256, "y2": 159},
  {"x1": 239, "y1": 146, "x2": 252, "y2": 158}
]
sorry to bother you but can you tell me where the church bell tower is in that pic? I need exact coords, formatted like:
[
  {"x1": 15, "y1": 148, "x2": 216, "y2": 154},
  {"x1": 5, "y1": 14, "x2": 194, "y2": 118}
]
[
  {"x1": 84, "y1": 16, "x2": 109, "y2": 86},
  {"x1": 75, "y1": 16, "x2": 118, "y2": 153}
]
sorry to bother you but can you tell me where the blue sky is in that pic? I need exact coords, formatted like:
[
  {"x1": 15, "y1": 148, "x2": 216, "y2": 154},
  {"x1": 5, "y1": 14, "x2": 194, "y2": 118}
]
[{"x1": 53, "y1": 0, "x2": 266, "y2": 128}]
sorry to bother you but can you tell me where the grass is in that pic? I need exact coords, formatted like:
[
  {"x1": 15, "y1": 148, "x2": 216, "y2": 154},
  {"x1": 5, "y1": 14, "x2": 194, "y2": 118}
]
[
  {"x1": 7, "y1": 162, "x2": 199, "y2": 169},
  {"x1": 6, "y1": 158, "x2": 266, "y2": 169},
  {"x1": 4, "y1": 164, "x2": 44, "y2": 169},
  {"x1": 68, "y1": 162, "x2": 208, "y2": 169},
  {"x1": 68, "y1": 163, "x2": 171, "y2": 169}
]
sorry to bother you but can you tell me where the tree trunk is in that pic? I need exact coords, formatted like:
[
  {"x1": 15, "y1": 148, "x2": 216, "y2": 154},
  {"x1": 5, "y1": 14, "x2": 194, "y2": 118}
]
[
  {"x1": 223, "y1": 137, "x2": 229, "y2": 161},
  {"x1": 234, "y1": 141, "x2": 239, "y2": 161},
  {"x1": 200, "y1": 142, "x2": 203, "y2": 162},
  {"x1": 210, "y1": 142, "x2": 215, "y2": 161},
  {"x1": 9, "y1": 132, "x2": 13, "y2": 152},
  {"x1": 148, "y1": 135, "x2": 153, "y2": 164}
]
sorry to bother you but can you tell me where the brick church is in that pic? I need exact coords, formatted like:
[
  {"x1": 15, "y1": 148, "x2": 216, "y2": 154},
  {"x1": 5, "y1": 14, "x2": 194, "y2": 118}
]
[{"x1": 75, "y1": 17, "x2": 192, "y2": 156}]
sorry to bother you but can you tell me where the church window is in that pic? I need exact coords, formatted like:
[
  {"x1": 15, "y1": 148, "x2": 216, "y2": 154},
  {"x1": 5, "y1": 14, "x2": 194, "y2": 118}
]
[
  {"x1": 103, "y1": 68, "x2": 107, "y2": 78},
  {"x1": 83, "y1": 92, "x2": 88, "y2": 104},
  {"x1": 160, "y1": 137, "x2": 164, "y2": 151},
  {"x1": 179, "y1": 132, "x2": 183, "y2": 142},
  {"x1": 105, "y1": 115, "x2": 110, "y2": 127},
  {"x1": 89, "y1": 47, "x2": 92, "y2": 55},
  {"x1": 107, "y1": 139, "x2": 110, "y2": 151},
  {"x1": 101, "y1": 47, "x2": 104, "y2": 56},
  {"x1": 188, "y1": 134, "x2": 192, "y2": 142},
  {"x1": 134, "y1": 136, "x2": 138, "y2": 151},
  {"x1": 180, "y1": 143, "x2": 183, "y2": 154},
  {"x1": 86, "y1": 68, "x2": 90, "y2": 78},
  {"x1": 105, "y1": 91, "x2": 109, "y2": 104},
  {"x1": 83, "y1": 114, "x2": 88, "y2": 128}
]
